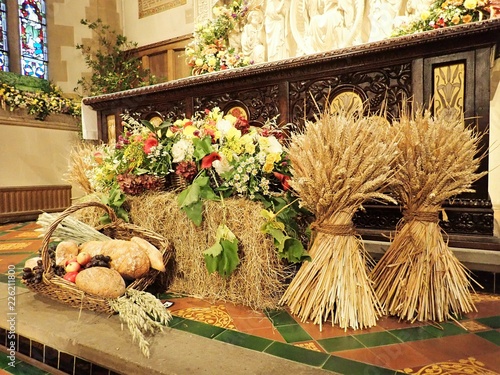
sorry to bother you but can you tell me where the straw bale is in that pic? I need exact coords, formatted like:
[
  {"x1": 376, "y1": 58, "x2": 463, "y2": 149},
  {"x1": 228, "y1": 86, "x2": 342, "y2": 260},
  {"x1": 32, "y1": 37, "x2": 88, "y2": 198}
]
[{"x1": 128, "y1": 192, "x2": 289, "y2": 310}]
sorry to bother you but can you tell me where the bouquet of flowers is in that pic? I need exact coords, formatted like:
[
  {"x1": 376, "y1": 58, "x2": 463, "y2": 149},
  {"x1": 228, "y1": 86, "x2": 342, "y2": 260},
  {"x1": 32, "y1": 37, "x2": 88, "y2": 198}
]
[
  {"x1": 185, "y1": 0, "x2": 252, "y2": 75},
  {"x1": 392, "y1": 0, "x2": 492, "y2": 37}
]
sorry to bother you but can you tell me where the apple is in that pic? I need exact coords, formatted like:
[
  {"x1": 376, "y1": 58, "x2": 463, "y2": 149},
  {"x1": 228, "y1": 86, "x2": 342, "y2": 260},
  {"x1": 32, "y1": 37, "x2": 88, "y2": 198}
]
[
  {"x1": 65, "y1": 261, "x2": 81, "y2": 273},
  {"x1": 65, "y1": 257, "x2": 78, "y2": 266},
  {"x1": 77, "y1": 252, "x2": 91, "y2": 266},
  {"x1": 63, "y1": 271, "x2": 78, "y2": 283}
]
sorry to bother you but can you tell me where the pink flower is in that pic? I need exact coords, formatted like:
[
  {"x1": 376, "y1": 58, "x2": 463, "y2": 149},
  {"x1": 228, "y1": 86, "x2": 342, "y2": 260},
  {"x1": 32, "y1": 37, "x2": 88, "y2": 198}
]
[{"x1": 201, "y1": 152, "x2": 221, "y2": 169}]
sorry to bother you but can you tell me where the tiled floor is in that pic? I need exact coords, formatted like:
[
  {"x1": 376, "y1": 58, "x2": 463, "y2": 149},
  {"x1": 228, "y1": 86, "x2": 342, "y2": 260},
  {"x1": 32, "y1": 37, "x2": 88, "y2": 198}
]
[{"x1": 1, "y1": 222, "x2": 499, "y2": 375}]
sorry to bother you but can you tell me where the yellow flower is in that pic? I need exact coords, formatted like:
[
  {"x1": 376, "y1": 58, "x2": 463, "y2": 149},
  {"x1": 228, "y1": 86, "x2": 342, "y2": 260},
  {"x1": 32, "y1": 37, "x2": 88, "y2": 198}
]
[
  {"x1": 451, "y1": 14, "x2": 461, "y2": 24},
  {"x1": 224, "y1": 113, "x2": 237, "y2": 125},
  {"x1": 463, "y1": 0, "x2": 477, "y2": 9},
  {"x1": 207, "y1": 57, "x2": 217, "y2": 67},
  {"x1": 263, "y1": 153, "x2": 281, "y2": 172},
  {"x1": 183, "y1": 125, "x2": 198, "y2": 138},
  {"x1": 195, "y1": 58, "x2": 204, "y2": 67},
  {"x1": 421, "y1": 10, "x2": 431, "y2": 20},
  {"x1": 226, "y1": 126, "x2": 241, "y2": 140}
]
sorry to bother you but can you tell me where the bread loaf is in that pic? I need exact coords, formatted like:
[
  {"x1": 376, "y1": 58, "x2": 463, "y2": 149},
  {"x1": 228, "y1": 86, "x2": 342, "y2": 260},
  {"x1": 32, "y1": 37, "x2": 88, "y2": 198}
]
[
  {"x1": 79, "y1": 240, "x2": 106, "y2": 256},
  {"x1": 55, "y1": 241, "x2": 79, "y2": 266},
  {"x1": 101, "y1": 240, "x2": 151, "y2": 279},
  {"x1": 130, "y1": 236, "x2": 166, "y2": 272},
  {"x1": 75, "y1": 267, "x2": 125, "y2": 298}
]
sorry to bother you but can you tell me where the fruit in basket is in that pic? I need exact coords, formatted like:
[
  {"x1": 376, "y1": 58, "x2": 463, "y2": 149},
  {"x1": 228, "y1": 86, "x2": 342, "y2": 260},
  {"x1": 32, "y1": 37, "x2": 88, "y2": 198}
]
[
  {"x1": 75, "y1": 267, "x2": 126, "y2": 298},
  {"x1": 63, "y1": 271, "x2": 79, "y2": 283},
  {"x1": 55, "y1": 241, "x2": 79, "y2": 266},
  {"x1": 76, "y1": 251, "x2": 92, "y2": 266},
  {"x1": 65, "y1": 260, "x2": 81, "y2": 273}
]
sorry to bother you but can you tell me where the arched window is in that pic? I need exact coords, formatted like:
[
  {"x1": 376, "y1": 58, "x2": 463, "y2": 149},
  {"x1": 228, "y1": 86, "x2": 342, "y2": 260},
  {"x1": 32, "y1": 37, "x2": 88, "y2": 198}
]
[
  {"x1": 0, "y1": 0, "x2": 48, "y2": 78},
  {"x1": 18, "y1": 0, "x2": 47, "y2": 78},
  {"x1": 0, "y1": 0, "x2": 8, "y2": 71}
]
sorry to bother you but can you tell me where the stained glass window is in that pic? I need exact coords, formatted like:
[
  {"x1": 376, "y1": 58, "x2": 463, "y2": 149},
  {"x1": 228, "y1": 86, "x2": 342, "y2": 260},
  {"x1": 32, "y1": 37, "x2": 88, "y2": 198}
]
[
  {"x1": 0, "y1": 0, "x2": 8, "y2": 72},
  {"x1": 18, "y1": 0, "x2": 47, "y2": 79}
]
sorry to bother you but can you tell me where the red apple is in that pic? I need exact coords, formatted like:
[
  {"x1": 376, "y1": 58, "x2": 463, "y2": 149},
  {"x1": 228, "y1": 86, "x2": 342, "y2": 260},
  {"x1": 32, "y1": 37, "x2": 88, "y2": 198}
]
[
  {"x1": 63, "y1": 271, "x2": 78, "y2": 283},
  {"x1": 65, "y1": 257, "x2": 78, "y2": 266},
  {"x1": 76, "y1": 252, "x2": 91, "y2": 266},
  {"x1": 65, "y1": 261, "x2": 81, "y2": 273}
]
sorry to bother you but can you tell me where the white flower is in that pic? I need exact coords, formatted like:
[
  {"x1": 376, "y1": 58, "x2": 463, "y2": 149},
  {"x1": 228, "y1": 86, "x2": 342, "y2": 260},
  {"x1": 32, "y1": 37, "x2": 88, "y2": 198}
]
[
  {"x1": 216, "y1": 119, "x2": 233, "y2": 137},
  {"x1": 171, "y1": 139, "x2": 194, "y2": 163},
  {"x1": 265, "y1": 136, "x2": 283, "y2": 154},
  {"x1": 212, "y1": 154, "x2": 232, "y2": 175}
]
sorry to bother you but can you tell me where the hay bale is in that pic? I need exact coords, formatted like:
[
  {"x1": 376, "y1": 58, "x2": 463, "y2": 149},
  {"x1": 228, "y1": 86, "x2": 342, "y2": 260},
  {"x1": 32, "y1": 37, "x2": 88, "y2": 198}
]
[{"x1": 128, "y1": 192, "x2": 289, "y2": 310}]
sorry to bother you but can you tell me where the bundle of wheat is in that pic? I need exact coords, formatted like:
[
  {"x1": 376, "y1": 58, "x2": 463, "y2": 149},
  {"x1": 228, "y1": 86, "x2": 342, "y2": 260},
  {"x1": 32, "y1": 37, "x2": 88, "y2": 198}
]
[
  {"x1": 371, "y1": 109, "x2": 486, "y2": 322},
  {"x1": 279, "y1": 108, "x2": 400, "y2": 330}
]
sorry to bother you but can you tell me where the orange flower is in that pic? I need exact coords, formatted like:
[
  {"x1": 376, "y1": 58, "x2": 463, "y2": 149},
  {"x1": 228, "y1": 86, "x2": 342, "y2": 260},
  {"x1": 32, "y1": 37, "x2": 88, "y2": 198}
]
[
  {"x1": 451, "y1": 15, "x2": 461, "y2": 24},
  {"x1": 462, "y1": 14, "x2": 473, "y2": 23}
]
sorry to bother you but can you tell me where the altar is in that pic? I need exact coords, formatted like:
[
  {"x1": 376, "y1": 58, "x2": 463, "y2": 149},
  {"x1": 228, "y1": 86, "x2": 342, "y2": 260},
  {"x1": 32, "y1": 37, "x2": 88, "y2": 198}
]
[{"x1": 82, "y1": 18, "x2": 500, "y2": 244}]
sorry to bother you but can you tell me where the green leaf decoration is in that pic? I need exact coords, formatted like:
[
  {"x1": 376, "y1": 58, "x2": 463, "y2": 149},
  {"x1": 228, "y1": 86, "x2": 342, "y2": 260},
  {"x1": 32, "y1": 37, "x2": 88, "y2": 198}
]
[
  {"x1": 177, "y1": 183, "x2": 201, "y2": 208},
  {"x1": 260, "y1": 209, "x2": 309, "y2": 264},
  {"x1": 203, "y1": 224, "x2": 240, "y2": 278},
  {"x1": 193, "y1": 136, "x2": 214, "y2": 161},
  {"x1": 181, "y1": 200, "x2": 204, "y2": 226}
]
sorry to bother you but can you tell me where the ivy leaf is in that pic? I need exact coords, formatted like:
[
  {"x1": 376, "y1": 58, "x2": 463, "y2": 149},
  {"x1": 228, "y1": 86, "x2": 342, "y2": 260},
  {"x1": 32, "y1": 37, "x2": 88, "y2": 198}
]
[
  {"x1": 203, "y1": 242, "x2": 223, "y2": 274},
  {"x1": 181, "y1": 200, "x2": 204, "y2": 226},
  {"x1": 177, "y1": 183, "x2": 201, "y2": 208},
  {"x1": 282, "y1": 238, "x2": 311, "y2": 263}
]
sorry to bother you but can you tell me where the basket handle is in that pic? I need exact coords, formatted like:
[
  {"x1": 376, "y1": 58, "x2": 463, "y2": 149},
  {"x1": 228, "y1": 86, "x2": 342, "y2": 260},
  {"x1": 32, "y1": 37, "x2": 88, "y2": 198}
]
[{"x1": 40, "y1": 201, "x2": 118, "y2": 274}]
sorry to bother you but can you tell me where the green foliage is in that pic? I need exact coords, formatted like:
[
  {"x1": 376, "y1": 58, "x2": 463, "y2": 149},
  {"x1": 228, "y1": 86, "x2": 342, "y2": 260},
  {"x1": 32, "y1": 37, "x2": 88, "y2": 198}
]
[
  {"x1": 260, "y1": 208, "x2": 310, "y2": 264},
  {"x1": 177, "y1": 174, "x2": 219, "y2": 226},
  {"x1": 0, "y1": 71, "x2": 52, "y2": 93},
  {"x1": 203, "y1": 224, "x2": 240, "y2": 278},
  {"x1": 99, "y1": 183, "x2": 129, "y2": 223},
  {"x1": 75, "y1": 19, "x2": 156, "y2": 96}
]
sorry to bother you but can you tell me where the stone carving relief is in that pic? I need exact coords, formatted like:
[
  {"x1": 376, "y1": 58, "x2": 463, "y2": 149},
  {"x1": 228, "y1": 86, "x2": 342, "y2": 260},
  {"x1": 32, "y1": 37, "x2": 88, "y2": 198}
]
[{"x1": 215, "y1": 0, "x2": 428, "y2": 60}]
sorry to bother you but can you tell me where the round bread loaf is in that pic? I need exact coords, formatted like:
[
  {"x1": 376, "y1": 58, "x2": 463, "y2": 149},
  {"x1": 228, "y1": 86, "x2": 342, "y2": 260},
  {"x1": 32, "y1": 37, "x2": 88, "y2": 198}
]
[{"x1": 75, "y1": 267, "x2": 125, "y2": 298}]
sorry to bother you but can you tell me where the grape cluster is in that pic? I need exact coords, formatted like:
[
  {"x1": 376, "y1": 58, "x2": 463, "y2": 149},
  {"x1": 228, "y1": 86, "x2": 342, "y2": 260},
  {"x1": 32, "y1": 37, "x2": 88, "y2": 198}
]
[
  {"x1": 84, "y1": 254, "x2": 112, "y2": 269},
  {"x1": 21, "y1": 260, "x2": 44, "y2": 285},
  {"x1": 53, "y1": 264, "x2": 66, "y2": 277}
]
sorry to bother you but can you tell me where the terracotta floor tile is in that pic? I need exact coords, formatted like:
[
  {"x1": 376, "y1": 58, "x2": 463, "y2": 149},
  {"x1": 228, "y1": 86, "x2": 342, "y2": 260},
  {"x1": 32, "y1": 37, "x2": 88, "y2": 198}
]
[
  {"x1": 224, "y1": 301, "x2": 266, "y2": 319},
  {"x1": 0, "y1": 254, "x2": 34, "y2": 272},
  {"x1": 405, "y1": 356, "x2": 500, "y2": 375},
  {"x1": 376, "y1": 316, "x2": 427, "y2": 330},
  {"x1": 466, "y1": 301, "x2": 500, "y2": 319},
  {"x1": 296, "y1": 319, "x2": 354, "y2": 339},
  {"x1": 369, "y1": 342, "x2": 433, "y2": 370},
  {"x1": 407, "y1": 334, "x2": 500, "y2": 362},
  {"x1": 242, "y1": 325, "x2": 286, "y2": 342},
  {"x1": 333, "y1": 347, "x2": 388, "y2": 368},
  {"x1": 168, "y1": 297, "x2": 214, "y2": 312},
  {"x1": 473, "y1": 351, "x2": 500, "y2": 373},
  {"x1": 231, "y1": 315, "x2": 275, "y2": 332}
]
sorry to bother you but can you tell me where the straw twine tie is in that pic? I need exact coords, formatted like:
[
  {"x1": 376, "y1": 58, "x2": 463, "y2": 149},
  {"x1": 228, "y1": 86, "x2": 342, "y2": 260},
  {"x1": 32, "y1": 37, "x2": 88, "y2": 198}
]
[{"x1": 403, "y1": 210, "x2": 439, "y2": 223}]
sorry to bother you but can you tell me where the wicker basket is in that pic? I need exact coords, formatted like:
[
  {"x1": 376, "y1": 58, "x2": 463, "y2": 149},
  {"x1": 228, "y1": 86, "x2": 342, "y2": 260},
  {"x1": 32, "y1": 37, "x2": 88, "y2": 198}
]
[{"x1": 26, "y1": 201, "x2": 174, "y2": 314}]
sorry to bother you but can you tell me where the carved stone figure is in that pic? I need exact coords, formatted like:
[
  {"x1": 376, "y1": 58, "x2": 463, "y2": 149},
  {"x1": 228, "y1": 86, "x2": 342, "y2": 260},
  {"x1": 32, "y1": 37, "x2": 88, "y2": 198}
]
[
  {"x1": 264, "y1": 0, "x2": 289, "y2": 61},
  {"x1": 290, "y1": 0, "x2": 364, "y2": 54},
  {"x1": 366, "y1": 0, "x2": 405, "y2": 42},
  {"x1": 241, "y1": 9, "x2": 266, "y2": 63}
]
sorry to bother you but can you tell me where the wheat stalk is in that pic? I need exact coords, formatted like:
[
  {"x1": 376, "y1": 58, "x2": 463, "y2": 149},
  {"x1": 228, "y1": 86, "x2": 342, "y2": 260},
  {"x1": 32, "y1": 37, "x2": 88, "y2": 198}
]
[
  {"x1": 371, "y1": 108, "x2": 486, "y2": 322},
  {"x1": 280, "y1": 107, "x2": 400, "y2": 330}
]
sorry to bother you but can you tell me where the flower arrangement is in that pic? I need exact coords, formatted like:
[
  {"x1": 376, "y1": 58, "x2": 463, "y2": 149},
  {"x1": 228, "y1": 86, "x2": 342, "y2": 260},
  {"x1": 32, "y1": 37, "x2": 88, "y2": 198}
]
[
  {"x1": 86, "y1": 107, "x2": 309, "y2": 276},
  {"x1": 391, "y1": 0, "x2": 492, "y2": 37},
  {"x1": 185, "y1": 0, "x2": 251, "y2": 75},
  {"x1": 0, "y1": 82, "x2": 81, "y2": 120}
]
